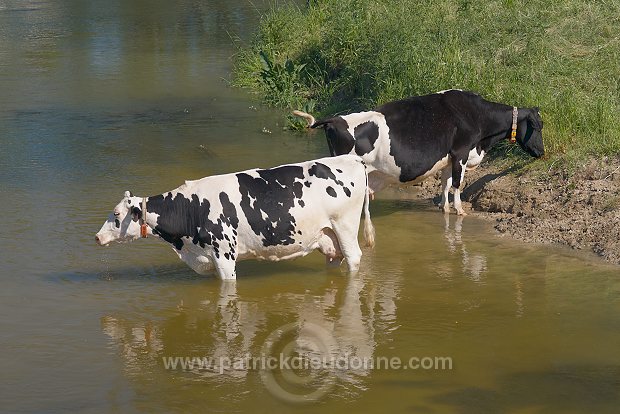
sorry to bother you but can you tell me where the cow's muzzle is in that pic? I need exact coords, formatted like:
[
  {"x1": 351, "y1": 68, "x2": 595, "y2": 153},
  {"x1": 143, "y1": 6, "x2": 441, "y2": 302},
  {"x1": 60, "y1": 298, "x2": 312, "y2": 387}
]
[{"x1": 95, "y1": 234, "x2": 109, "y2": 246}]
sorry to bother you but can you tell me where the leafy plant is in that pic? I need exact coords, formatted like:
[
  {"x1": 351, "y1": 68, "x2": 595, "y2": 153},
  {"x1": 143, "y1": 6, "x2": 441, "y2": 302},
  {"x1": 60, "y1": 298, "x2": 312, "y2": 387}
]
[{"x1": 258, "y1": 51, "x2": 307, "y2": 108}]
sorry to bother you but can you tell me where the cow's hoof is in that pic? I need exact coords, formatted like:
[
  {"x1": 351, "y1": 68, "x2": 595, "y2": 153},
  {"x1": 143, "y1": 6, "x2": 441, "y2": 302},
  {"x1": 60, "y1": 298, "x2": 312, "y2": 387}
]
[
  {"x1": 456, "y1": 210, "x2": 468, "y2": 216},
  {"x1": 326, "y1": 256, "x2": 344, "y2": 267}
]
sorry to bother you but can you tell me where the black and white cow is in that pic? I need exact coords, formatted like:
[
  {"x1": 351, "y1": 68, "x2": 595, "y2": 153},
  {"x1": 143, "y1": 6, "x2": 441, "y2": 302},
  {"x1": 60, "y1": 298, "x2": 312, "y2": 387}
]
[
  {"x1": 95, "y1": 155, "x2": 375, "y2": 279},
  {"x1": 294, "y1": 89, "x2": 544, "y2": 215}
]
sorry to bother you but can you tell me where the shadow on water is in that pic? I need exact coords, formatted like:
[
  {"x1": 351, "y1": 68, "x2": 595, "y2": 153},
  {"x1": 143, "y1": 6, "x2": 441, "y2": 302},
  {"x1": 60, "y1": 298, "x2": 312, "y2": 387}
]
[
  {"x1": 368, "y1": 196, "x2": 434, "y2": 218},
  {"x1": 430, "y1": 365, "x2": 620, "y2": 414},
  {"x1": 44, "y1": 264, "x2": 202, "y2": 284},
  {"x1": 44, "y1": 254, "x2": 343, "y2": 284}
]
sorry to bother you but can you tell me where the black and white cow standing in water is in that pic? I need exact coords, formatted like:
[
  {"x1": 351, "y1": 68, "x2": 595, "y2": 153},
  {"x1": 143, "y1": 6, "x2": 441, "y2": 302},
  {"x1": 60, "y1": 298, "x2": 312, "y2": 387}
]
[
  {"x1": 95, "y1": 155, "x2": 375, "y2": 279},
  {"x1": 294, "y1": 89, "x2": 544, "y2": 215}
]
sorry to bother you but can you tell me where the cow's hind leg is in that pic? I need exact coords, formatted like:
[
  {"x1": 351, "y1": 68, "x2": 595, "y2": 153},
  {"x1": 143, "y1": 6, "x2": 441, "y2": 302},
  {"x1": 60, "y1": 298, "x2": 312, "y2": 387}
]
[
  {"x1": 330, "y1": 220, "x2": 363, "y2": 273},
  {"x1": 439, "y1": 166, "x2": 452, "y2": 214},
  {"x1": 452, "y1": 160, "x2": 468, "y2": 216}
]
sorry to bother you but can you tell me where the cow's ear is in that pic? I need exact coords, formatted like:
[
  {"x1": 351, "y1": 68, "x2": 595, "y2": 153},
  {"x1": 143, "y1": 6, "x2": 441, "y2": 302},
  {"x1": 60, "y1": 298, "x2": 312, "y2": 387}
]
[
  {"x1": 131, "y1": 206, "x2": 142, "y2": 222},
  {"x1": 528, "y1": 108, "x2": 543, "y2": 130}
]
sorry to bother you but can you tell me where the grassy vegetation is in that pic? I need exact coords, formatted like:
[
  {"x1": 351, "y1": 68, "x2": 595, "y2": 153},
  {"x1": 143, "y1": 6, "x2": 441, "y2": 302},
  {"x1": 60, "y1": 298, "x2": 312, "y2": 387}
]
[{"x1": 233, "y1": 0, "x2": 620, "y2": 160}]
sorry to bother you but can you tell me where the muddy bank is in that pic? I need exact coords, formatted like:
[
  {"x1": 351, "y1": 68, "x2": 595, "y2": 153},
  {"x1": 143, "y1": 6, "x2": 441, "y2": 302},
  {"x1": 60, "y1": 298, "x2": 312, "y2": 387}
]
[{"x1": 412, "y1": 156, "x2": 620, "y2": 264}]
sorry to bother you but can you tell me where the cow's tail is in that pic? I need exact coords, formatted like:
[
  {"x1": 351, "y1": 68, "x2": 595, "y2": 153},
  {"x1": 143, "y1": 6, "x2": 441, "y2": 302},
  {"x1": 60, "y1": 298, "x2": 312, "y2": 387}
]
[
  {"x1": 362, "y1": 162, "x2": 375, "y2": 248},
  {"x1": 292, "y1": 110, "x2": 316, "y2": 128}
]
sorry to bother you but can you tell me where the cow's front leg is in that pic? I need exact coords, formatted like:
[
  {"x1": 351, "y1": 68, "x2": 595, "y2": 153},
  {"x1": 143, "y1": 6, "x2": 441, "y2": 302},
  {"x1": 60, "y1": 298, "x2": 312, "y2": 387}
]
[
  {"x1": 213, "y1": 254, "x2": 237, "y2": 280},
  {"x1": 440, "y1": 166, "x2": 452, "y2": 214},
  {"x1": 451, "y1": 158, "x2": 468, "y2": 216}
]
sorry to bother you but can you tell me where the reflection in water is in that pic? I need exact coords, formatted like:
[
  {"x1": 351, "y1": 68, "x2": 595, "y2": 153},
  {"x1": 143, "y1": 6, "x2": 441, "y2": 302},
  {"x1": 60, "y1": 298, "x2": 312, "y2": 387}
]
[
  {"x1": 101, "y1": 266, "x2": 402, "y2": 403},
  {"x1": 443, "y1": 214, "x2": 488, "y2": 283}
]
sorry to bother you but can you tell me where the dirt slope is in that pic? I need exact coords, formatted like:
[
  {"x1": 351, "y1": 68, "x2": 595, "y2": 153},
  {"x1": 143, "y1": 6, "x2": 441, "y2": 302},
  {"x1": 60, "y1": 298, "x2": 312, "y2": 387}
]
[{"x1": 413, "y1": 156, "x2": 620, "y2": 264}]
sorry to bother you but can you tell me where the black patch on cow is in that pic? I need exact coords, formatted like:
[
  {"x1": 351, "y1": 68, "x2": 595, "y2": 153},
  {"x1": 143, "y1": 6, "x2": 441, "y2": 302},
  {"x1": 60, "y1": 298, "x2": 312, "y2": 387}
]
[
  {"x1": 114, "y1": 219, "x2": 120, "y2": 228},
  {"x1": 236, "y1": 165, "x2": 305, "y2": 247},
  {"x1": 336, "y1": 169, "x2": 343, "y2": 173},
  {"x1": 350, "y1": 182, "x2": 355, "y2": 187},
  {"x1": 309, "y1": 161, "x2": 351, "y2": 198},
  {"x1": 309, "y1": 162, "x2": 344, "y2": 185},
  {"x1": 316, "y1": 90, "x2": 542, "y2": 186},
  {"x1": 376, "y1": 90, "x2": 541, "y2": 183},
  {"x1": 318, "y1": 117, "x2": 355, "y2": 156},
  {"x1": 353, "y1": 121, "x2": 380, "y2": 155},
  {"x1": 298, "y1": 199, "x2": 305, "y2": 208},
  {"x1": 297, "y1": 230, "x2": 303, "y2": 235},
  {"x1": 147, "y1": 191, "x2": 238, "y2": 254},
  {"x1": 219, "y1": 192, "x2": 239, "y2": 228},
  {"x1": 131, "y1": 206, "x2": 142, "y2": 222}
]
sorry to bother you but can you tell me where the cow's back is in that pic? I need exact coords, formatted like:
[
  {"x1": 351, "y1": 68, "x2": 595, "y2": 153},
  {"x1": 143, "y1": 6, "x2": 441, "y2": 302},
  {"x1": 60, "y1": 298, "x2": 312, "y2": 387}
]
[
  {"x1": 231, "y1": 155, "x2": 367, "y2": 255},
  {"x1": 376, "y1": 90, "x2": 482, "y2": 182}
]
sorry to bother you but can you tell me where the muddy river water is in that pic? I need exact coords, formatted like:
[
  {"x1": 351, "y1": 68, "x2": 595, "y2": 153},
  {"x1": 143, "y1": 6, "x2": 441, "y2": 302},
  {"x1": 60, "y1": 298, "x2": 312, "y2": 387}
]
[{"x1": 1, "y1": 1, "x2": 619, "y2": 413}]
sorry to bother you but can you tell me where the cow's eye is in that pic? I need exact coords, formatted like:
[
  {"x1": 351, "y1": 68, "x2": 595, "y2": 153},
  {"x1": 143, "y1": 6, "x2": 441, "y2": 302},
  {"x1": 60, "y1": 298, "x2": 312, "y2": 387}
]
[{"x1": 114, "y1": 219, "x2": 120, "y2": 228}]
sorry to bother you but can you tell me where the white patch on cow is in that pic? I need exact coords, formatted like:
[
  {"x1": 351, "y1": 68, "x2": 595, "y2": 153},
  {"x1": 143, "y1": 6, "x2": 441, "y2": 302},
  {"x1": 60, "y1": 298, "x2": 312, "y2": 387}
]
[
  {"x1": 436, "y1": 89, "x2": 463, "y2": 94},
  {"x1": 466, "y1": 148, "x2": 485, "y2": 171},
  {"x1": 340, "y1": 111, "x2": 402, "y2": 187},
  {"x1": 440, "y1": 166, "x2": 452, "y2": 214},
  {"x1": 453, "y1": 160, "x2": 468, "y2": 216}
]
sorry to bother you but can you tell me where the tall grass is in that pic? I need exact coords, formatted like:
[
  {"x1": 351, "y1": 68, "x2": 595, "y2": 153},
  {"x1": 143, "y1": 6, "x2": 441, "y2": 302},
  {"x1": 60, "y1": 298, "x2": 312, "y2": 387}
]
[{"x1": 233, "y1": 0, "x2": 620, "y2": 159}]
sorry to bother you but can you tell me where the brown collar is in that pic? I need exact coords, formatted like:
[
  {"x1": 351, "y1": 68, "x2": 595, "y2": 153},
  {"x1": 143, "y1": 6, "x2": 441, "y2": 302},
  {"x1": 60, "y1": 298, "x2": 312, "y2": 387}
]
[{"x1": 510, "y1": 107, "x2": 518, "y2": 143}]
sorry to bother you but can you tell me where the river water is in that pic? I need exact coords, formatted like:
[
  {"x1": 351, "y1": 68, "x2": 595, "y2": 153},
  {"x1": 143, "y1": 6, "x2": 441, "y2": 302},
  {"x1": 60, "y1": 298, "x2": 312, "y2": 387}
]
[{"x1": 1, "y1": 1, "x2": 619, "y2": 413}]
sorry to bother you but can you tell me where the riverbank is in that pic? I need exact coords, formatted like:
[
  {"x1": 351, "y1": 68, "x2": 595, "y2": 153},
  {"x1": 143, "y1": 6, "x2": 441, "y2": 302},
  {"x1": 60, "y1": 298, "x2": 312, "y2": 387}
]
[
  {"x1": 233, "y1": 0, "x2": 620, "y2": 264},
  {"x1": 413, "y1": 156, "x2": 620, "y2": 264},
  {"x1": 234, "y1": 0, "x2": 620, "y2": 157}
]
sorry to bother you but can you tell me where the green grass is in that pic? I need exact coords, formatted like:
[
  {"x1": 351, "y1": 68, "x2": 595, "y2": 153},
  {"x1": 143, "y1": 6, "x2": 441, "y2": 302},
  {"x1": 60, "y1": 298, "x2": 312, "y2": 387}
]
[{"x1": 233, "y1": 0, "x2": 620, "y2": 161}]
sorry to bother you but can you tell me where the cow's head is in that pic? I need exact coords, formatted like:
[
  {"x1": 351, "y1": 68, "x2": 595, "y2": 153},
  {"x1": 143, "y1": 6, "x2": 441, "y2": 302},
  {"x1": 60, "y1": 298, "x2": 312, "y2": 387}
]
[
  {"x1": 95, "y1": 190, "x2": 145, "y2": 246},
  {"x1": 516, "y1": 108, "x2": 545, "y2": 158},
  {"x1": 311, "y1": 117, "x2": 355, "y2": 156}
]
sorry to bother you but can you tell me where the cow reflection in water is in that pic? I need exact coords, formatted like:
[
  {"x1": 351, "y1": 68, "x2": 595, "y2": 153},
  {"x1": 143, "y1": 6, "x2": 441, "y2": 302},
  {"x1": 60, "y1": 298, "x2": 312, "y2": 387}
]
[
  {"x1": 443, "y1": 214, "x2": 487, "y2": 282},
  {"x1": 102, "y1": 282, "x2": 265, "y2": 380},
  {"x1": 101, "y1": 265, "x2": 401, "y2": 391}
]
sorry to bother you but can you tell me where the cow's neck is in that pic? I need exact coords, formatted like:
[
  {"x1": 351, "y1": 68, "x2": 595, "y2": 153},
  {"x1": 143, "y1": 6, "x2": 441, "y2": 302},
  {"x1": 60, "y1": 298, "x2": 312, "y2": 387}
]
[{"x1": 479, "y1": 103, "x2": 528, "y2": 149}]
